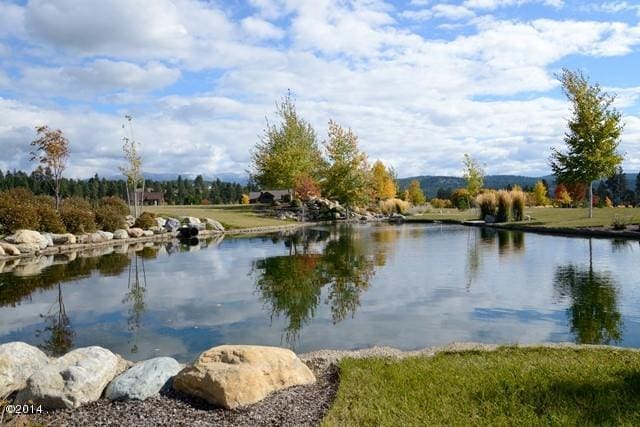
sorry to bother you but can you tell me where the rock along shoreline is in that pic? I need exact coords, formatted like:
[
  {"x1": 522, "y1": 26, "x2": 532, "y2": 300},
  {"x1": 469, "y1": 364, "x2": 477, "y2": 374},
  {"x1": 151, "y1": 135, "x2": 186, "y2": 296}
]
[{"x1": 2, "y1": 341, "x2": 638, "y2": 427}]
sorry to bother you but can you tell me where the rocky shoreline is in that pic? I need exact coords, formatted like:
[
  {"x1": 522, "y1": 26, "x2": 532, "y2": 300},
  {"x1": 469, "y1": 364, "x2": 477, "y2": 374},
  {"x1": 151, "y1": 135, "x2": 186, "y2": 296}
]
[{"x1": 3, "y1": 341, "x2": 637, "y2": 426}]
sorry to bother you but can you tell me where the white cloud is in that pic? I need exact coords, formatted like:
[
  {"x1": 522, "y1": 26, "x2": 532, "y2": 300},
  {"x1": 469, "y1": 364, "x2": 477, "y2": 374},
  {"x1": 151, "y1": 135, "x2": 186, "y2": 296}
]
[
  {"x1": 17, "y1": 60, "x2": 181, "y2": 99},
  {"x1": 0, "y1": 0, "x2": 639, "y2": 178},
  {"x1": 402, "y1": 4, "x2": 475, "y2": 21},
  {"x1": 584, "y1": 2, "x2": 640, "y2": 16},
  {"x1": 241, "y1": 16, "x2": 286, "y2": 40},
  {"x1": 463, "y1": 0, "x2": 564, "y2": 10}
]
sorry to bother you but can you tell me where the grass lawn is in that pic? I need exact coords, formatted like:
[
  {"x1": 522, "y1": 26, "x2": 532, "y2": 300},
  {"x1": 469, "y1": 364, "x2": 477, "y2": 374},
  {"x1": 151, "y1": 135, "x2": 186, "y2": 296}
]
[
  {"x1": 143, "y1": 204, "x2": 291, "y2": 230},
  {"x1": 409, "y1": 207, "x2": 640, "y2": 229},
  {"x1": 324, "y1": 347, "x2": 640, "y2": 426}
]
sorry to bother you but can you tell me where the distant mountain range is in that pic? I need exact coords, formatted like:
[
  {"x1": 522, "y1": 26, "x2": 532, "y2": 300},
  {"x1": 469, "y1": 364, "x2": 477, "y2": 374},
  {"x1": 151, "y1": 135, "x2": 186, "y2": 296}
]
[{"x1": 398, "y1": 173, "x2": 639, "y2": 198}]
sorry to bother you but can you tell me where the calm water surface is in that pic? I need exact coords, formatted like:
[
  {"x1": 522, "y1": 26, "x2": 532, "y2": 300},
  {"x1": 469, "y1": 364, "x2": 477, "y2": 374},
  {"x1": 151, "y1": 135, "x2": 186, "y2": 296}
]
[{"x1": 0, "y1": 224, "x2": 638, "y2": 362}]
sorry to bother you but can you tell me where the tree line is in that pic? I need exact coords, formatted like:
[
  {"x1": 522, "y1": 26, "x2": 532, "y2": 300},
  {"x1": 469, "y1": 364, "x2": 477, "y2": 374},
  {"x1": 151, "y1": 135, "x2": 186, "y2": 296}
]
[{"x1": 0, "y1": 168, "x2": 252, "y2": 205}]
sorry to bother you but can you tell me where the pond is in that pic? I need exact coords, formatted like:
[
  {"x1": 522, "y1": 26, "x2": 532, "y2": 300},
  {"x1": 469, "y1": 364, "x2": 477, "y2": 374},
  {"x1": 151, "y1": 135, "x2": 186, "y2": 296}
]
[{"x1": 0, "y1": 224, "x2": 639, "y2": 362}]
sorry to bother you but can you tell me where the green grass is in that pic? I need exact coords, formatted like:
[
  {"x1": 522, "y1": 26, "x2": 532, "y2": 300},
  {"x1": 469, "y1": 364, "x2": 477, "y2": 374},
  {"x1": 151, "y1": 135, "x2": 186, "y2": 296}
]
[
  {"x1": 143, "y1": 204, "x2": 291, "y2": 230},
  {"x1": 324, "y1": 347, "x2": 640, "y2": 426},
  {"x1": 408, "y1": 207, "x2": 640, "y2": 229}
]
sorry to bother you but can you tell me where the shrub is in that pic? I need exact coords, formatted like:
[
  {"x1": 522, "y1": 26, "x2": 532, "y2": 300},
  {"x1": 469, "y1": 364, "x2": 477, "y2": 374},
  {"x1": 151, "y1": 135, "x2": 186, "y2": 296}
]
[
  {"x1": 611, "y1": 215, "x2": 629, "y2": 230},
  {"x1": 476, "y1": 192, "x2": 497, "y2": 220},
  {"x1": 34, "y1": 195, "x2": 66, "y2": 233},
  {"x1": 60, "y1": 197, "x2": 96, "y2": 233},
  {"x1": 95, "y1": 206, "x2": 126, "y2": 232},
  {"x1": 379, "y1": 198, "x2": 410, "y2": 215},
  {"x1": 451, "y1": 188, "x2": 471, "y2": 210},
  {"x1": 496, "y1": 190, "x2": 512, "y2": 223},
  {"x1": 241, "y1": 194, "x2": 250, "y2": 205},
  {"x1": 430, "y1": 198, "x2": 452, "y2": 209},
  {"x1": 98, "y1": 196, "x2": 129, "y2": 216},
  {"x1": 510, "y1": 190, "x2": 526, "y2": 222},
  {"x1": 0, "y1": 187, "x2": 39, "y2": 233},
  {"x1": 133, "y1": 211, "x2": 156, "y2": 229}
]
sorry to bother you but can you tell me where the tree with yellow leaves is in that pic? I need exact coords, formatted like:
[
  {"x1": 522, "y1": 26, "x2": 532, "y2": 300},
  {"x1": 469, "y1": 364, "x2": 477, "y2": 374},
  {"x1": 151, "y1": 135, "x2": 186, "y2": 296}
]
[{"x1": 371, "y1": 160, "x2": 397, "y2": 201}]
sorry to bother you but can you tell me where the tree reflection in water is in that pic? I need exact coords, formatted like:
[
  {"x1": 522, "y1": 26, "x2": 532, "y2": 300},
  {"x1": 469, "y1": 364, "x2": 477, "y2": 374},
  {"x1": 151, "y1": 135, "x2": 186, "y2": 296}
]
[
  {"x1": 123, "y1": 250, "x2": 149, "y2": 354},
  {"x1": 554, "y1": 240, "x2": 622, "y2": 345},
  {"x1": 36, "y1": 283, "x2": 74, "y2": 356},
  {"x1": 253, "y1": 226, "x2": 378, "y2": 346}
]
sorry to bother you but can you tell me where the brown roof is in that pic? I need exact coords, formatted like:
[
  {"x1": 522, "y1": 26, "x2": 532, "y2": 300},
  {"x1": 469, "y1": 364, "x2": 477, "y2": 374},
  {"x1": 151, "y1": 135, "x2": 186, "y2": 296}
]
[{"x1": 143, "y1": 191, "x2": 164, "y2": 201}]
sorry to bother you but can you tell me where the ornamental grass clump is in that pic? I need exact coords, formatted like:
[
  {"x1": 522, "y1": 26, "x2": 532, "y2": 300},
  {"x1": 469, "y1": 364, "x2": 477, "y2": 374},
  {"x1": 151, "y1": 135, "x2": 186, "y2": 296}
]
[
  {"x1": 496, "y1": 190, "x2": 512, "y2": 223},
  {"x1": 379, "y1": 198, "x2": 410, "y2": 215},
  {"x1": 476, "y1": 191, "x2": 497, "y2": 220},
  {"x1": 510, "y1": 190, "x2": 526, "y2": 222}
]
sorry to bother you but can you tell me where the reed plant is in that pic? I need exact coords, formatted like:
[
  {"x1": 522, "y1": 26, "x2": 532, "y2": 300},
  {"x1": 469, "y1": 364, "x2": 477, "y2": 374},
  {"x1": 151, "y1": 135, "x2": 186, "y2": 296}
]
[
  {"x1": 496, "y1": 190, "x2": 512, "y2": 223},
  {"x1": 476, "y1": 191, "x2": 497, "y2": 220},
  {"x1": 510, "y1": 190, "x2": 526, "y2": 221}
]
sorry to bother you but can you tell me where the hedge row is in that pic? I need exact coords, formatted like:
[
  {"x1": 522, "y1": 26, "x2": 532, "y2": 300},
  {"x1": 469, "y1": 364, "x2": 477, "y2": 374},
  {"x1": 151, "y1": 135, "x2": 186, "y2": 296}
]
[{"x1": 0, "y1": 188, "x2": 130, "y2": 234}]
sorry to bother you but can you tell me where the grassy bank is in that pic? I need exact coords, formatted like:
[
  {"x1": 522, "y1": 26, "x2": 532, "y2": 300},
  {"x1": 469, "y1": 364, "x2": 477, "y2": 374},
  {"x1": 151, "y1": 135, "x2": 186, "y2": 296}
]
[
  {"x1": 409, "y1": 207, "x2": 640, "y2": 229},
  {"x1": 324, "y1": 347, "x2": 640, "y2": 426},
  {"x1": 143, "y1": 204, "x2": 291, "y2": 230}
]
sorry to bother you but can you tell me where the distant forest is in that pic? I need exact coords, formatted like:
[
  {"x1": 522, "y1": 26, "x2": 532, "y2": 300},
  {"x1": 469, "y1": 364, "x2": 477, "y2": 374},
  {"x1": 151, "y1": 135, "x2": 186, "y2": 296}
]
[{"x1": 0, "y1": 169, "x2": 258, "y2": 205}]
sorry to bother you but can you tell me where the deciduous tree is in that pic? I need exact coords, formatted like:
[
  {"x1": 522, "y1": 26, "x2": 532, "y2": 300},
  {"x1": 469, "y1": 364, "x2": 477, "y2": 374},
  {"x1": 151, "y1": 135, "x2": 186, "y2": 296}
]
[
  {"x1": 251, "y1": 92, "x2": 324, "y2": 189},
  {"x1": 406, "y1": 179, "x2": 426, "y2": 205},
  {"x1": 322, "y1": 120, "x2": 370, "y2": 211},
  {"x1": 371, "y1": 160, "x2": 397, "y2": 200},
  {"x1": 550, "y1": 69, "x2": 624, "y2": 218},
  {"x1": 30, "y1": 126, "x2": 70, "y2": 210}
]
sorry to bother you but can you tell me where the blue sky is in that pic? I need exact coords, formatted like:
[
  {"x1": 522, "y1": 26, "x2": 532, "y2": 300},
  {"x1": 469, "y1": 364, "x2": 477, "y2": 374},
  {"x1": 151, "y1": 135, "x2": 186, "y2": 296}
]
[{"x1": 1, "y1": 0, "x2": 639, "y2": 179}]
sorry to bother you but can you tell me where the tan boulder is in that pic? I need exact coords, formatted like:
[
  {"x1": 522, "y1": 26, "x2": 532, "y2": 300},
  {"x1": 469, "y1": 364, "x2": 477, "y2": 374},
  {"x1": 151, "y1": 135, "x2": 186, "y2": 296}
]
[
  {"x1": 127, "y1": 228, "x2": 144, "y2": 238},
  {"x1": 0, "y1": 242, "x2": 19, "y2": 256},
  {"x1": 173, "y1": 345, "x2": 315, "y2": 409}
]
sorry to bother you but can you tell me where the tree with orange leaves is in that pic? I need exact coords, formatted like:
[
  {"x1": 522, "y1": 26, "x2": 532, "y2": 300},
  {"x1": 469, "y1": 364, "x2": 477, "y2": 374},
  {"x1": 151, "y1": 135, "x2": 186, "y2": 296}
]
[{"x1": 30, "y1": 126, "x2": 70, "y2": 210}]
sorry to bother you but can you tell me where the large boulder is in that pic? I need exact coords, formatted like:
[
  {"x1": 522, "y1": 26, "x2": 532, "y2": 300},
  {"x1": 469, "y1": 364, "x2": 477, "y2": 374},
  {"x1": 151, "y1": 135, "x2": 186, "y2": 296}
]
[
  {"x1": 97, "y1": 231, "x2": 114, "y2": 241},
  {"x1": 125, "y1": 215, "x2": 135, "y2": 227},
  {"x1": 173, "y1": 345, "x2": 315, "y2": 409},
  {"x1": 142, "y1": 230, "x2": 154, "y2": 237},
  {"x1": 87, "y1": 233, "x2": 106, "y2": 244},
  {"x1": 50, "y1": 233, "x2": 76, "y2": 245},
  {"x1": 127, "y1": 228, "x2": 144, "y2": 238},
  {"x1": 113, "y1": 229, "x2": 129, "y2": 240},
  {"x1": 164, "y1": 218, "x2": 180, "y2": 232},
  {"x1": 0, "y1": 342, "x2": 49, "y2": 397},
  {"x1": 105, "y1": 357, "x2": 182, "y2": 401},
  {"x1": 155, "y1": 217, "x2": 167, "y2": 228},
  {"x1": 15, "y1": 346, "x2": 127, "y2": 409},
  {"x1": 0, "y1": 242, "x2": 20, "y2": 256},
  {"x1": 5, "y1": 230, "x2": 49, "y2": 250},
  {"x1": 204, "y1": 218, "x2": 225, "y2": 233},
  {"x1": 16, "y1": 243, "x2": 39, "y2": 254},
  {"x1": 41, "y1": 233, "x2": 54, "y2": 247}
]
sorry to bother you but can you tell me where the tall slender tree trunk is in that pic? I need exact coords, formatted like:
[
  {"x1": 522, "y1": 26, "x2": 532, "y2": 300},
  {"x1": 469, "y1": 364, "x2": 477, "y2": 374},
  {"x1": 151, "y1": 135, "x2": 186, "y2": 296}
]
[{"x1": 589, "y1": 181, "x2": 593, "y2": 219}]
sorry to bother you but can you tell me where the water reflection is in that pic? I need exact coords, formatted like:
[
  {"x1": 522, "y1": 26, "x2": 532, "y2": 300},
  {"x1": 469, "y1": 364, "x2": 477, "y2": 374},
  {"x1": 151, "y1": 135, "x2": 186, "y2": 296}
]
[
  {"x1": 35, "y1": 283, "x2": 74, "y2": 356},
  {"x1": 123, "y1": 253, "x2": 148, "y2": 354},
  {"x1": 553, "y1": 241, "x2": 622, "y2": 345},
  {"x1": 253, "y1": 226, "x2": 377, "y2": 345}
]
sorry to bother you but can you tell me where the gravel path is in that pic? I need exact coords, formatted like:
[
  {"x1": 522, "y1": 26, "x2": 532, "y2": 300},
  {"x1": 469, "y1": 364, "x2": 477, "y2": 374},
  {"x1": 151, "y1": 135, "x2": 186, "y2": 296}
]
[{"x1": 27, "y1": 365, "x2": 338, "y2": 427}]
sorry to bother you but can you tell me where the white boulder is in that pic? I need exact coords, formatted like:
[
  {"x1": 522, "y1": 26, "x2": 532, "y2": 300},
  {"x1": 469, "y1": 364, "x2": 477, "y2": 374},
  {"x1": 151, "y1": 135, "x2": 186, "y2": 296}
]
[
  {"x1": 5, "y1": 230, "x2": 49, "y2": 250},
  {"x1": 105, "y1": 357, "x2": 182, "y2": 401},
  {"x1": 0, "y1": 342, "x2": 49, "y2": 397},
  {"x1": 15, "y1": 346, "x2": 127, "y2": 409}
]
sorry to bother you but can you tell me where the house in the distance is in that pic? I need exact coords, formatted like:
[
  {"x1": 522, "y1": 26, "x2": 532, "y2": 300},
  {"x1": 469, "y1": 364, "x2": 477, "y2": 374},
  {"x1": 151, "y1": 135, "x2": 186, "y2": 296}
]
[
  {"x1": 142, "y1": 190, "x2": 165, "y2": 206},
  {"x1": 249, "y1": 190, "x2": 292, "y2": 204}
]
